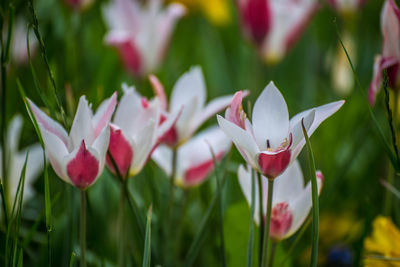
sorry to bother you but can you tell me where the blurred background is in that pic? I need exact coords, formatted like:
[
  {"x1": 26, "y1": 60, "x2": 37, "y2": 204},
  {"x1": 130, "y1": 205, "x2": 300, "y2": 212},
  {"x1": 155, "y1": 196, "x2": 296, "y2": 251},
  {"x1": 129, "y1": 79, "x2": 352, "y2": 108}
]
[{"x1": 0, "y1": 0, "x2": 394, "y2": 266}]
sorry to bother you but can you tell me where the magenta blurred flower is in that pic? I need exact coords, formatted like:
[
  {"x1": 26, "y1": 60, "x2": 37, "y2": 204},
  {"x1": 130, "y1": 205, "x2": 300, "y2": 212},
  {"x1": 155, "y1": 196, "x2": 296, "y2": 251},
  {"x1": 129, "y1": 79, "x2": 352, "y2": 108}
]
[
  {"x1": 327, "y1": 0, "x2": 367, "y2": 14},
  {"x1": 238, "y1": 0, "x2": 319, "y2": 64},
  {"x1": 152, "y1": 126, "x2": 231, "y2": 187},
  {"x1": 238, "y1": 161, "x2": 323, "y2": 240},
  {"x1": 27, "y1": 93, "x2": 117, "y2": 190},
  {"x1": 217, "y1": 82, "x2": 344, "y2": 178},
  {"x1": 369, "y1": 0, "x2": 400, "y2": 105},
  {"x1": 0, "y1": 115, "x2": 43, "y2": 207},
  {"x1": 102, "y1": 0, "x2": 186, "y2": 76},
  {"x1": 107, "y1": 84, "x2": 178, "y2": 177},
  {"x1": 149, "y1": 66, "x2": 241, "y2": 147}
]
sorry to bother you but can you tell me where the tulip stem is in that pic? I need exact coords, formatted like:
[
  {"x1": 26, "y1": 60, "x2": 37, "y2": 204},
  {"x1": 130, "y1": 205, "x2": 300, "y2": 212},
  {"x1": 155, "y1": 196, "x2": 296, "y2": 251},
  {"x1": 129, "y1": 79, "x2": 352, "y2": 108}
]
[
  {"x1": 261, "y1": 179, "x2": 274, "y2": 267},
  {"x1": 80, "y1": 190, "x2": 86, "y2": 267},
  {"x1": 257, "y1": 173, "x2": 264, "y2": 266},
  {"x1": 267, "y1": 241, "x2": 277, "y2": 267},
  {"x1": 119, "y1": 181, "x2": 126, "y2": 267}
]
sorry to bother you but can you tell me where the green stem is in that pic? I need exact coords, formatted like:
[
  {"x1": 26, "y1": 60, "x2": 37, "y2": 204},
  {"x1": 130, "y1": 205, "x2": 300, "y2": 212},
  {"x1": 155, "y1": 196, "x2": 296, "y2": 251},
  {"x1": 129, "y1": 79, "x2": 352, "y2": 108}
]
[
  {"x1": 167, "y1": 148, "x2": 178, "y2": 222},
  {"x1": 80, "y1": 190, "x2": 86, "y2": 267},
  {"x1": 261, "y1": 179, "x2": 274, "y2": 267},
  {"x1": 257, "y1": 173, "x2": 264, "y2": 267},
  {"x1": 246, "y1": 169, "x2": 256, "y2": 267},
  {"x1": 267, "y1": 241, "x2": 277, "y2": 267},
  {"x1": 119, "y1": 181, "x2": 126, "y2": 267}
]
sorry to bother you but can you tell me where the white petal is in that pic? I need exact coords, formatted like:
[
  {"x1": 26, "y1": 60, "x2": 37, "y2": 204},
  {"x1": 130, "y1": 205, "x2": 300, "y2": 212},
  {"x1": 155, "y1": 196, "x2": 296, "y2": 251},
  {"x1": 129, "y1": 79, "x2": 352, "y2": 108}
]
[
  {"x1": 175, "y1": 97, "x2": 199, "y2": 143},
  {"x1": 189, "y1": 94, "x2": 235, "y2": 137},
  {"x1": 285, "y1": 175, "x2": 323, "y2": 238},
  {"x1": 41, "y1": 129, "x2": 70, "y2": 184},
  {"x1": 290, "y1": 100, "x2": 345, "y2": 161},
  {"x1": 217, "y1": 115, "x2": 259, "y2": 168},
  {"x1": 179, "y1": 126, "x2": 231, "y2": 171},
  {"x1": 27, "y1": 98, "x2": 69, "y2": 145},
  {"x1": 289, "y1": 109, "x2": 315, "y2": 149},
  {"x1": 252, "y1": 82, "x2": 289, "y2": 150},
  {"x1": 92, "y1": 92, "x2": 117, "y2": 138},
  {"x1": 273, "y1": 160, "x2": 304, "y2": 204},
  {"x1": 130, "y1": 120, "x2": 157, "y2": 175},
  {"x1": 170, "y1": 66, "x2": 206, "y2": 113},
  {"x1": 152, "y1": 145, "x2": 173, "y2": 177},
  {"x1": 91, "y1": 126, "x2": 111, "y2": 170},
  {"x1": 69, "y1": 96, "x2": 95, "y2": 148}
]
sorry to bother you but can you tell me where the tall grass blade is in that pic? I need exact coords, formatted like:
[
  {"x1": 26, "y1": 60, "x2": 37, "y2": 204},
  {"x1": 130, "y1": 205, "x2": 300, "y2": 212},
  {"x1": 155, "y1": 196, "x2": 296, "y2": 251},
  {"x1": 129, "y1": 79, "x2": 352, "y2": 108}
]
[
  {"x1": 69, "y1": 252, "x2": 76, "y2": 267},
  {"x1": 301, "y1": 120, "x2": 319, "y2": 267},
  {"x1": 246, "y1": 169, "x2": 256, "y2": 267},
  {"x1": 142, "y1": 205, "x2": 152, "y2": 267}
]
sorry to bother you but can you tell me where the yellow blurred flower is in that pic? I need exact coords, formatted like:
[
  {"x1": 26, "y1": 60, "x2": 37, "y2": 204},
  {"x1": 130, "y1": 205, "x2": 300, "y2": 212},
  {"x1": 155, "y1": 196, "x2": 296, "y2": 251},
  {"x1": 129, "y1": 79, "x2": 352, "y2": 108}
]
[
  {"x1": 171, "y1": 0, "x2": 230, "y2": 25},
  {"x1": 364, "y1": 216, "x2": 400, "y2": 267}
]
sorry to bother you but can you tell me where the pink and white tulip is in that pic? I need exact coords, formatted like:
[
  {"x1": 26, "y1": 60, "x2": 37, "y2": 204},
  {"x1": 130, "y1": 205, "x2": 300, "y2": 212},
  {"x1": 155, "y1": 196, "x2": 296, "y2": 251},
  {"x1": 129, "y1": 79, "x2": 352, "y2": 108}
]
[
  {"x1": 0, "y1": 115, "x2": 43, "y2": 208},
  {"x1": 152, "y1": 126, "x2": 231, "y2": 187},
  {"x1": 217, "y1": 82, "x2": 344, "y2": 178},
  {"x1": 238, "y1": 0, "x2": 319, "y2": 63},
  {"x1": 27, "y1": 93, "x2": 117, "y2": 189},
  {"x1": 238, "y1": 161, "x2": 323, "y2": 240},
  {"x1": 149, "y1": 66, "x2": 243, "y2": 147},
  {"x1": 369, "y1": 0, "x2": 400, "y2": 105},
  {"x1": 107, "y1": 84, "x2": 178, "y2": 177},
  {"x1": 102, "y1": 0, "x2": 186, "y2": 76}
]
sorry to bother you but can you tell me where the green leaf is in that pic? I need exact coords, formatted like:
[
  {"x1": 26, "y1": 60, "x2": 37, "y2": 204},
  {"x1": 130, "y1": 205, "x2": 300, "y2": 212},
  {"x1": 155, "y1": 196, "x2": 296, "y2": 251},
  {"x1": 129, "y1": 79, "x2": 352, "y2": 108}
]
[
  {"x1": 69, "y1": 252, "x2": 76, "y2": 267},
  {"x1": 142, "y1": 205, "x2": 152, "y2": 267},
  {"x1": 301, "y1": 120, "x2": 319, "y2": 267}
]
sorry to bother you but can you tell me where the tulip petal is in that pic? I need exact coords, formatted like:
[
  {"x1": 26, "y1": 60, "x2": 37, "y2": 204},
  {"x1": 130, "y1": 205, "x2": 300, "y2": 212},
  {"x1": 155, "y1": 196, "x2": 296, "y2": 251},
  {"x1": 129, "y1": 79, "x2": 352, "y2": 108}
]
[
  {"x1": 91, "y1": 125, "x2": 111, "y2": 171},
  {"x1": 106, "y1": 125, "x2": 133, "y2": 176},
  {"x1": 217, "y1": 115, "x2": 259, "y2": 168},
  {"x1": 252, "y1": 82, "x2": 289, "y2": 150},
  {"x1": 289, "y1": 100, "x2": 345, "y2": 162},
  {"x1": 273, "y1": 160, "x2": 304, "y2": 204},
  {"x1": 184, "y1": 151, "x2": 224, "y2": 187},
  {"x1": 149, "y1": 74, "x2": 168, "y2": 110},
  {"x1": 27, "y1": 98, "x2": 69, "y2": 146},
  {"x1": 69, "y1": 96, "x2": 95, "y2": 148},
  {"x1": 190, "y1": 93, "x2": 238, "y2": 136},
  {"x1": 289, "y1": 109, "x2": 315, "y2": 149},
  {"x1": 151, "y1": 145, "x2": 173, "y2": 176},
  {"x1": 285, "y1": 172, "x2": 323, "y2": 238},
  {"x1": 258, "y1": 149, "x2": 291, "y2": 178},
  {"x1": 66, "y1": 140, "x2": 99, "y2": 189},
  {"x1": 130, "y1": 120, "x2": 157, "y2": 175},
  {"x1": 170, "y1": 66, "x2": 206, "y2": 113},
  {"x1": 92, "y1": 92, "x2": 117, "y2": 138},
  {"x1": 7, "y1": 115, "x2": 23, "y2": 154},
  {"x1": 40, "y1": 129, "x2": 70, "y2": 184}
]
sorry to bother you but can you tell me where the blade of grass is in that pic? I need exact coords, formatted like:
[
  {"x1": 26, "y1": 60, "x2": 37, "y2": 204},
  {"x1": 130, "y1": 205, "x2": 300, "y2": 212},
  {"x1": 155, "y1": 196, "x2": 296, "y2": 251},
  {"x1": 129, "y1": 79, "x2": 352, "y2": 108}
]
[
  {"x1": 17, "y1": 79, "x2": 52, "y2": 266},
  {"x1": 142, "y1": 205, "x2": 152, "y2": 267},
  {"x1": 301, "y1": 119, "x2": 319, "y2": 267},
  {"x1": 27, "y1": 0, "x2": 68, "y2": 128},
  {"x1": 364, "y1": 255, "x2": 400, "y2": 262},
  {"x1": 380, "y1": 179, "x2": 400, "y2": 199},
  {"x1": 16, "y1": 248, "x2": 23, "y2": 267},
  {"x1": 334, "y1": 19, "x2": 400, "y2": 172},
  {"x1": 0, "y1": 4, "x2": 15, "y2": 231},
  {"x1": 246, "y1": 169, "x2": 256, "y2": 267},
  {"x1": 184, "y1": 150, "x2": 231, "y2": 266},
  {"x1": 207, "y1": 144, "x2": 226, "y2": 267},
  {"x1": 26, "y1": 24, "x2": 56, "y2": 119},
  {"x1": 69, "y1": 252, "x2": 76, "y2": 267}
]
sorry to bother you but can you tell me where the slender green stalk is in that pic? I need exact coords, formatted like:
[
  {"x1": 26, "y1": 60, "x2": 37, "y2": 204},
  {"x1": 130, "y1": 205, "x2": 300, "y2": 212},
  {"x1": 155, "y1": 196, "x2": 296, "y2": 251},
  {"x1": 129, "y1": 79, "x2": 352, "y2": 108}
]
[
  {"x1": 267, "y1": 241, "x2": 277, "y2": 267},
  {"x1": 142, "y1": 205, "x2": 152, "y2": 267},
  {"x1": 0, "y1": 4, "x2": 15, "y2": 230},
  {"x1": 246, "y1": 169, "x2": 256, "y2": 267},
  {"x1": 257, "y1": 173, "x2": 264, "y2": 266},
  {"x1": 261, "y1": 179, "x2": 274, "y2": 267},
  {"x1": 80, "y1": 190, "x2": 87, "y2": 267},
  {"x1": 301, "y1": 120, "x2": 319, "y2": 267},
  {"x1": 167, "y1": 147, "x2": 178, "y2": 222},
  {"x1": 119, "y1": 181, "x2": 126, "y2": 267}
]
